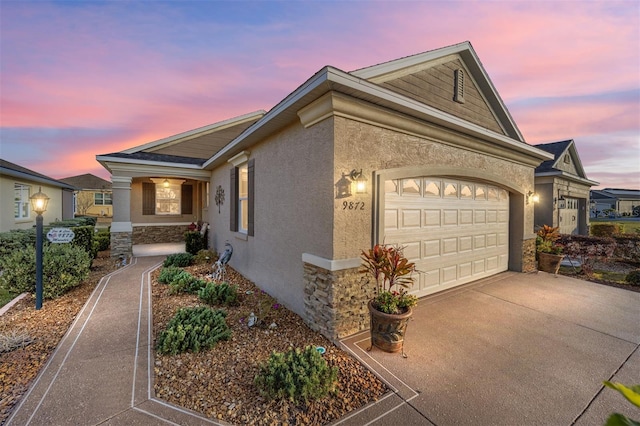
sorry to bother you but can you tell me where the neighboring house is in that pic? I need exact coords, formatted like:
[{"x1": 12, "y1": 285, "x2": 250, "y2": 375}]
[
  {"x1": 97, "y1": 41, "x2": 553, "y2": 341},
  {"x1": 533, "y1": 140, "x2": 599, "y2": 235},
  {"x1": 590, "y1": 188, "x2": 640, "y2": 217},
  {"x1": 59, "y1": 173, "x2": 113, "y2": 218},
  {"x1": 0, "y1": 159, "x2": 75, "y2": 232}
]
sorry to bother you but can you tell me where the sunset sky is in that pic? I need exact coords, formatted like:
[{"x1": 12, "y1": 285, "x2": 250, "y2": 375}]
[{"x1": 1, "y1": 0, "x2": 638, "y2": 189}]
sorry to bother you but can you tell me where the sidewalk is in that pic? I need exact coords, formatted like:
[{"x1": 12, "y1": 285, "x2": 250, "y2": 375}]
[{"x1": 6, "y1": 255, "x2": 220, "y2": 426}]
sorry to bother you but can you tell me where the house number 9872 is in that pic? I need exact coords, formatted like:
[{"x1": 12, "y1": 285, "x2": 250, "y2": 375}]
[{"x1": 342, "y1": 201, "x2": 365, "y2": 210}]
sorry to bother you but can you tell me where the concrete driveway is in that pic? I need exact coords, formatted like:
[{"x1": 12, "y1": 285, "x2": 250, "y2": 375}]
[{"x1": 339, "y1": 271, "x2": 640, "y2": 425}]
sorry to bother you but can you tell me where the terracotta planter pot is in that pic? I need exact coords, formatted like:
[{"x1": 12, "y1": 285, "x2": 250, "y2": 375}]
[
  {"x1": 538, "y1": 252, "x2": 564, "y2": 274},
  {"x1": 368, "y1": 301, "x2": 412, "y2": 357}
]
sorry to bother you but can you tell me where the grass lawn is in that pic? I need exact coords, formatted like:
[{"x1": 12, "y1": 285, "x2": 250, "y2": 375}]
[{"x1": 590, "y1": 218, "x2": 640, "y2": 235}]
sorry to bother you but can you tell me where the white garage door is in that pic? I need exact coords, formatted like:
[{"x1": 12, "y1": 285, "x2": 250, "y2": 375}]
[
  {"x1": 559, "y1": 197, "x2": 579, "y2": 235},
  {"x1": 382, "y1": 177, "x2": 509, "y2": 297}
]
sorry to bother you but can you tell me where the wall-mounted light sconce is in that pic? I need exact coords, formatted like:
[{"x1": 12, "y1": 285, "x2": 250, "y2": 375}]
[
  {"x1": 350, "y1": 169, "x2": 368, "y2": 194},
  {"x1": 335, "y1": 169, "x2": 368, "y2": 199},
  {"x1": 526, "y1": 191, "x2": 540, "y2": 205},
  {"x1": 163, "y1": 179, "x2": 170, "y2": 188}
]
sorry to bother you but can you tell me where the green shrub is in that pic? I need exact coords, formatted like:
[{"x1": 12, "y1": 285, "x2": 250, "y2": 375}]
[
  {"x1": 163, "y1": 253, "x2": 194, "y2": 267},
  {"x1": 0, "y1": 229, "x2": 37, "y2": 258},
  {"x1": 591, "y1": 223, "x2": 622, "y2": 237},
  {"x1": 625, "y1": 270, "x2": 640, "y2": 286},
  {"x1": 254, "y1": 346, "x2": 338, "y2": 403},
  {"x1": 194, "y1": 249, "x2": 217, "y2": 265},
  {"x1": 158, "y1": 266, "x2": 184, "y2": 284},
  {"x1": 94, "y1": 229, "x2": 110, "y2": 252},
  {"x1": 198, "y1": 281, "x2": 239, "y2": 306},
  {"x1": 0, "y1": 244, "x2": 91, "y2": 299},
  {"x1": 184, "y1": 231, "x2": 206, "y2": 255},
  {"x1": 168, "y1": 270, "x2": 207, "y2": 294},
  {"x1": 156, "y1": 306, "x2": 231, "y2": 355}
]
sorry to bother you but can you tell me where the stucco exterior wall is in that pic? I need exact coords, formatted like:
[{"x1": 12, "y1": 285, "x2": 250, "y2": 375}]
[
  {"x1": 209, "y1": 119, "x2": 335, "y2": 318},
  {"x1": 0, "y1": 176, "x2": 68, "y2": 232},
  {"x1": 208, "y1": 94, "x2": 539, "y2": 340},
  {"x1": 534, "y1": 176, "x2": 591, "y2": 234}
]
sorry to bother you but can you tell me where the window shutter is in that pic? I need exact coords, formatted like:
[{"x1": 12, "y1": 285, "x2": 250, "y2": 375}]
[
  {"x1": 230, "y1": 167, "x2": 238, "y2": 232},
  {"x1": 181, "y1": 184, "x2": 193, "y2": 215},
  {"x1": 142, "y1": 182, "x2": 155, "y2": 215},
  {"x1": 248, "y1": 159, "x2": 255, "y2": 236}
]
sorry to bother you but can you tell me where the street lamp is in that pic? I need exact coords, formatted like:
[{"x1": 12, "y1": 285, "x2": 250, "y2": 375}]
[{"x1": 30, "y1": 187, "x2": 49, "y2": 310}]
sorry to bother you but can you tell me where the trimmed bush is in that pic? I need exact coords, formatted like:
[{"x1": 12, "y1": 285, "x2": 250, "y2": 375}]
[
  {"x1": 184, "y1": 231, "x2": 206, "y2": 256},
  {"x1": 163, "y1": 253, "x2": 194, "y2": 268},
  {"x1": 198, "y1": 281, "x2": 239, "y2": 306},
  {"x1": 158, "y1": 266, "x2": 184, "y2": 284},
  {"x1": 0, "y1": 229, "x2": 37, "y2": 258},
  {"x1": 194, "y1": 249, "x2": 217, "y2": 265},
  {"x1": 625, "y1": 270, "x2": 640, "y2": 286},
  {"x1": 0, "y1": 244, "x2": 91, "y2": 299},
  {"x1": 168, "y1": 270, "x2": 207, "y2": 294},
  {"x1": 94, "y1": 229, "x2": 110, "y2": 252},
  {"x1": 156, "y1": 306, "x2": 231, "y2": 355},
  {"x1": 254, "y1": 346, "x2": 338, "y2": 403}
]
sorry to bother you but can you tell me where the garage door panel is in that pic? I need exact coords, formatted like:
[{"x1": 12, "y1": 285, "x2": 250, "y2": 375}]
[
  {"x1": 460, "y1": 209, "x2": 473, "y2": 224},
  {"x1": 443, "y1": 209, "x2": 458, "y2": 225},
  {"x1": 402, "y1": 209, "x2": 421, "y2": 228},
  {"x1": 459, "y1": 236, "x2": 473, "y2": 252},
  {"x1": 383, "y1": 177, "x2": 509, "y2": 298},
  {"x1": 442, "y1": 238, "x2": 457, "y2": 254},
  {"x1": 385, "y1": 210, "x2": 398, "y2": 230},
  {"x1": 424, "y1": 209, "x2": 441, "y2": 226},
  {"x1": 423, "y1": 240, "x2": 440, "y2": 258},
  {"x1": 403, "y1": 241, "x2": 421, "y2": 262}
]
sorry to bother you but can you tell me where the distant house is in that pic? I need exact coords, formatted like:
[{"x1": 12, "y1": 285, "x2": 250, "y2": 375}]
[
  {"x1": 59, "y1": 173, "x2": 113, "y2": 218},
  {"x1": 0, "y1": 159, "x2": 75, "y2": 232},
  {"x1": 97, "y1": 42, "x2": 553, "y2": 341},
  {"x1": 590, "y1": 188, "x2": 640, "y2": 217},
  {"x1": 533, "y1": 140, "x2": 599, "y2": 235}
]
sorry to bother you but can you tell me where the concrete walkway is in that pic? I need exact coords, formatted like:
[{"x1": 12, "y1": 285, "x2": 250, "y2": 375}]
[{"x1": 6, "y1": 261, "x2": 640, "y2": 425}]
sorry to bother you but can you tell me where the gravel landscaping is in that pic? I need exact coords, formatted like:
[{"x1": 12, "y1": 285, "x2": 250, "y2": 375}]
[{"x1": 1, "y1": 251, "x2": 637, "y2": 425}]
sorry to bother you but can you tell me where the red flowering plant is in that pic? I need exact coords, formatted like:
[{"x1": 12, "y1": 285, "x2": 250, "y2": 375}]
[{"x1": 361, "y1": 244, "x2": 417, "y2": 314}]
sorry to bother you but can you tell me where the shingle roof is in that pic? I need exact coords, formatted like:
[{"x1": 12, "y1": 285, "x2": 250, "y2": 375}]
[
  {"x1": 533, "y1": 140, "x2": 572, "y2": 173},
  {"x1": 0, "y1": 158, "x2": 76, "y2": 190},
  {"x1": 100, "y1": 152, "x2": 206, "y2": 166},
  {"x1": 59, "y1": 173, "x2": 112, "y2": 190}
]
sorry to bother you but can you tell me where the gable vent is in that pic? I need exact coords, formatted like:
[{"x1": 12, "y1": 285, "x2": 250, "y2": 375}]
[
  {"x1": 454, "y1": 69, "x2": 465, "y2": 103},
  {"x1": 564, "y1": 153, "x2": 571, "y2": 164}
]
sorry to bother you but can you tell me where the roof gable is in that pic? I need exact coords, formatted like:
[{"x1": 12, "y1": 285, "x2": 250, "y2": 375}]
[
  {"x1": 534, "y1": 140, "x2": 588, "y2": 178},
  {"x1": 59, "y1": 173, "x2": 112, "y2": 190},
  {"x1": 122, "y1": 110, "x2": 266, "y2": 160},
  {"x1": 350, "y1": 41, "x2": 522, "y2": 141}
]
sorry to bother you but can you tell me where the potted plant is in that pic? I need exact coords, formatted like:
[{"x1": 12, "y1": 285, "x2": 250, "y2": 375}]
[
  {"x1": 536, "y1": 225, "x2": 564, "y2": 274},
  {"x1": 361, "y1": 244, "x2": 417, "y2": 357}
]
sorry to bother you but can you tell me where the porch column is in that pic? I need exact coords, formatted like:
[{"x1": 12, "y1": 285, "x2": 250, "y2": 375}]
[{"x1": 110, "y1": 176, "x2": 133, "y2": 259}]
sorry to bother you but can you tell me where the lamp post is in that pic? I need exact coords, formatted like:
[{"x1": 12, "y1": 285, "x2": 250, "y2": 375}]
[{"x1": 30, "y1": 187, "x2": 49, "y2": 310}]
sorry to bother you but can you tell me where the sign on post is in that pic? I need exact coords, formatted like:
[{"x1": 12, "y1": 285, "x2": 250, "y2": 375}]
[{"x1": 46, "y1": 228, "x2": 75, "y2": 244}]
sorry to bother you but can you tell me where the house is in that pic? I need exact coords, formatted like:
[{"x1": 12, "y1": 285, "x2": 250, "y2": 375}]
[
  {"x1": 0, "y1": 159, "x2": 75, "y2": 232},
  {"x1": 533, "y1": 140, "x2": 599, "y2": 234},
  {"x1": 58, "y1": 173, "x2": 113, "y2": 219},
  {"x1": 590, "y1": 188, "x2": 640, "y2": 217},
  {"x1": 97, "y1": 41, "x2": 553, "y2": 341}
]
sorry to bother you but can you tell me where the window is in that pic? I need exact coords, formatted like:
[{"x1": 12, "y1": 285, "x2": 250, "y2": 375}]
[
  {"x1": 14, "y1": 183, "x2": 30, "y2": 219},
  {"x1": 143, "y1": 179, "x2": 186, "y2": 215},
  {"x1": 229, "y1": 153, "x2": 254, "y2": 236},
  {"x1": 94, "y1": 192, "x2": 112, "y2": 205}
]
